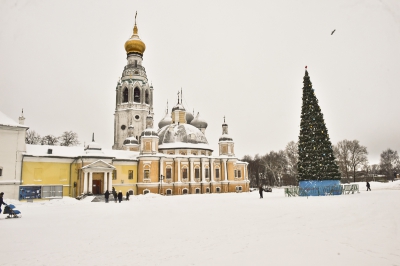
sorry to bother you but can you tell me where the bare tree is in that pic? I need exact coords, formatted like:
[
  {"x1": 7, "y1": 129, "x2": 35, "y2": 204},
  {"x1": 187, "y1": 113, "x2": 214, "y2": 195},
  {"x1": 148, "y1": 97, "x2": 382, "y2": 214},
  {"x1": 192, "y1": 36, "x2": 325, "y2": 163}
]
[
  {"x1": 348, "y1": 140, "x2": 368, "y2": 183},
  {"x1": 25, "y1": 130, "x2": 41, "y2": 144},
  {"x1": 59, "y1": 131, "x2": 80, "y2": 147},
  {"x1": 41, "y1": 135, "x2": 59, "y2": 145},
  {"x1": 380, "y1": 149, "x2": 400, "y2": 181},
  {"x1": 333, "y1": 140, "x2": 351, "y2": 180},
  {"x1": 334, "y1": 140, "x2": 368, "y2": 182},
  {"x1": 262, "y1": 150, "x2": 287, "y2": 187},
  {"x1": 285, "y1": 141, "x2": 298, "y2": 182}
]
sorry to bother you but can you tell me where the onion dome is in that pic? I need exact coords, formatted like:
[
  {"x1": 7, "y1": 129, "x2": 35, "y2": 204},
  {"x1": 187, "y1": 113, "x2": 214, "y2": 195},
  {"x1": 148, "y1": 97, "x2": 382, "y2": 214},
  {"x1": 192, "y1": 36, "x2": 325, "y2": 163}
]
[
  {"x1": 85, "y1": 133, "x2": 103, "y2": 153},
  {"x1": 140, "y1": 127, "x2": 158, "y2": 137},
  {"x1": 158, "y1": 112, "x2": 172, "y2": 129},
  {"x1": 219, "y1": 134, "x2": 233, "y2": 142},
  {"x1": 219, "y1": 117, "x2": 233, "y2": 141},
  {"x1": 191, "y1": 112, "x2": 208, "y2": 129},
  {"x1": 123, "y1": 136, "x2": 139, "y2": 146},
  {"x1": 124, "y1": 21, "x2": 146, "y2": 55},
  {"x1": 171, "y1": 103, "x2": 185, "y2": 112},
  {"x1": 186, "y1": 111, "x2": 194, "y2": 124}
]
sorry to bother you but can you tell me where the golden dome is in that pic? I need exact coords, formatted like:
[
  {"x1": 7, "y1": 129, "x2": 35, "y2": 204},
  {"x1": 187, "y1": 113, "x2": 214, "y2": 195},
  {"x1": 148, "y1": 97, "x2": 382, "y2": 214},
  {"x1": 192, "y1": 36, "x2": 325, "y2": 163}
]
[{"x1": 124, "y1": 23, "x2": 146, "y2": 55}]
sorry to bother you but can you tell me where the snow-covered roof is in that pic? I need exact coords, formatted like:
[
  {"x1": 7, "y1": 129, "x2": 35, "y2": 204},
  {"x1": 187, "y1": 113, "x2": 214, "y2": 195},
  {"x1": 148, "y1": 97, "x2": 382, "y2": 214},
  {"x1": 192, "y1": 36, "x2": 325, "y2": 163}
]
[
  {"x1": 158, "y1": 142, "x2": 213, "y2": 151},
  {"x1": 25, "y1": 144, "x2": 139, "y2": 160},
  {"x1": 157, "y1": 123, "x2": 212, "y2": 151},
  {"x1": 0, "y1": 110, "x2": 28, "y2": 128}
]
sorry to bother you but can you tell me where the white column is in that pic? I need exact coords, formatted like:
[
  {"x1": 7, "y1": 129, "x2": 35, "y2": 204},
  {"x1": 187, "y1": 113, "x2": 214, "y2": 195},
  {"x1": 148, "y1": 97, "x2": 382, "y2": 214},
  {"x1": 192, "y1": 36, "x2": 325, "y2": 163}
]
[
  {"x1": 223, "y1": 159, "x2": 228, "y2": 181},
  {"x1": 108, "y1": 172, "x2": 113, "y2": 191},
  {"x1": 160, "y1": 158, "x2": 164, "y2": 179},
  {"x1": 177, "y1": 159, "x2": 181, "y2": 182},
  {"x1": 89, "y1": 172, "x2": 93, "y2": 193},
  {"x1": 190, "y1": 159, "x2": 194, "y2": 183},
  {"x1": 103, "y1": 172, "x2": 108, "y2": 192},
  {"x1": 210, "y1": 159, "x2": 214, "y2": 182},
  {"x1": 201, "y1": 158, "x2": 206, "y2": 183},
  {"x1": 83, "y1": 171, "x2": 88, "y2": 193}
]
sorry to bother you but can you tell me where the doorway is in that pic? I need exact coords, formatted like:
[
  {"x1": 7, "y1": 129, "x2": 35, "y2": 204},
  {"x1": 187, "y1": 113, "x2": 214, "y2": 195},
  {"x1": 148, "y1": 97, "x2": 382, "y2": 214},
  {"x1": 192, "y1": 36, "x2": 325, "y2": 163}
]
[{"x1": 92, "y1": 180, "x2": 102, "y2": 195}]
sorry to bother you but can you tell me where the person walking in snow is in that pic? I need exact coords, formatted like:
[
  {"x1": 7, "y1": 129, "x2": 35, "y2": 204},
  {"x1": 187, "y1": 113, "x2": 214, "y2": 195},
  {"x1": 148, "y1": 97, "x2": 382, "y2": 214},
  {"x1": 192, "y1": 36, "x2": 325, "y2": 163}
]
[
  {"x1": 0, "y1": 192, "x2": 7, "y2": 214},
  {"x1": 126, "y1": 191, "x2": 130, "y2": 201},
  {"x1": 117, "y1": 191, "x2": 123, "y2": 203},
  {"x1": 104, "y1": 190, "x2": 110, "y2": 203},
  {"x1": 259, "y1": 185, "x2": 263, "y2": 199},
  {"x1": 366, "y1": 181, "x2": 371, "y2": 191},
  {"x1": 113, "y1": 189, "x2": 117, "y2": 203}
]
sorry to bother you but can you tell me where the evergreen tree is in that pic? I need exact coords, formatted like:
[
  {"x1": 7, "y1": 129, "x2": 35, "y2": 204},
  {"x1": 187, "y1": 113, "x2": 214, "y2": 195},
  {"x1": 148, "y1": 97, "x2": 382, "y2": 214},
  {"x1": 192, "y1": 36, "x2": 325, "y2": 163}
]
[{"x1": 297, "y1": 67, "x2": 340, "y2": 181}]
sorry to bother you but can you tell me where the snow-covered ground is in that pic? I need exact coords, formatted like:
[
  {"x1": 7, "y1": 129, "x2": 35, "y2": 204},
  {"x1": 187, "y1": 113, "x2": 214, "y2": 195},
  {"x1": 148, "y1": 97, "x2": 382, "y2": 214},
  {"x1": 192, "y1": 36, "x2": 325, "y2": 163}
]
[{"x1": 2, "y1": 181, "x2": 400, "y2": 266}]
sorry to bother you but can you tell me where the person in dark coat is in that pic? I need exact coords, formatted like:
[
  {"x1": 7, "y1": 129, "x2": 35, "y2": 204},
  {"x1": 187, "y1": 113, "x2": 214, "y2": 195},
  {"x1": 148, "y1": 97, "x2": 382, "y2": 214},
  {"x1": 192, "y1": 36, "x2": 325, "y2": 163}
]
[
  {"x1": 113, "y1": 190, "x2": 117, "y2": 203},
  {"x1": 104, "y1": 190, "x2": 110, "y2": 203},
  {"x1": 0, "y1": 192, "x2": 6, "y2": 214},
  {"x1": 366, "y1": 181, "x2": 371, "y2": 191},
  {"x1": 117, "y1": 191, "x2": 123, "y2": 203},
  {"x1": 126, "y1": 191, "x2": 130, "y2": 201},
  {"x1": 259, "y1": 185, "x2": 263, "y2": 199}
]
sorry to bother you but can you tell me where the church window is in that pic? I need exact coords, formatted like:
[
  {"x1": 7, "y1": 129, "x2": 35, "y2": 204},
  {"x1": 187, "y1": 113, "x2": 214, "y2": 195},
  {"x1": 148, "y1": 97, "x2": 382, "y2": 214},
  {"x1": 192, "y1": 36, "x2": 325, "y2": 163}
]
[
  {"x1": 205, "y1": 168, "x2": 209, "y2": 179},
  {"x1": 195, "y1": 168, "x2": 200, "y2": 179},
  {"x1": 182, "y1": 189, "x2": 188, "y2": 195},
  {"x1": 166, "y1": 168, "x2": 172, "y2": 180},
  {"x1": 143, "y1": 189, "x2": 150, "y2": 195},
  {"x1": 112, "y1": 170, "x2": 117, "y2": 180},
  {"x1": 123, "y1": 88, "x2": 129, "y2": 103},
  {"x1": 216, "y1": 187, "x2": 221, "y2": 193},
  {"x1": 128, "y1": 170, "x2": 133, "y2": 180},
  {"x1": 144, "y1": 169, "x2": 150, "y2": 180},
  {"x1": 145, "y1": 90, "x2": 150, "y2": 104},
  {"x1": 234, "y1": 169, "x2": 237, "y2": 178},
  {"x1": 206, "y1": 187, "x2": 210, "y2": 193},
  {"x1": 121, "y1": 125, "x2": 126, "y2": 130},
  {"x1": 134, "y1": 60, "x2": 137, "y2": 67},
  {"x1": 166, "y1": 189, "x2": 172, "y2": 195},
  {"x1": 236, "y1": 186, "x2": 242, "y2": 192},
  {"x1": 134, "y1": 115, "x2": 140, "y2": 120},
  {"x1": 129, "y1": 190, "x2": 134, "y2": 195},
  {"x1": 238, "y1": 170, "x2": 241, "y2": 178},
  {"x1": 182, "y1": 168, "x2": 188, "y2": 179},
  {"x1": 195, "y1": 188, "x2": 200, "y2": 194},
  {"x1": 134, "y1": 88, "x2": 140, "y2": 103},
  {"x1": 215, "y1": 168, "x2": 220, "y2": 178}
]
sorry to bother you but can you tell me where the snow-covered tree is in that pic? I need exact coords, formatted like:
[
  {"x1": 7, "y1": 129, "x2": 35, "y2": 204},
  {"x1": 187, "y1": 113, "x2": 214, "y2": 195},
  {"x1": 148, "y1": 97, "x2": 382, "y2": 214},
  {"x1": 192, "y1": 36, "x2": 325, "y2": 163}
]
[{"x1": 297, "y1": 68, "x2": 340, "y2": 181}]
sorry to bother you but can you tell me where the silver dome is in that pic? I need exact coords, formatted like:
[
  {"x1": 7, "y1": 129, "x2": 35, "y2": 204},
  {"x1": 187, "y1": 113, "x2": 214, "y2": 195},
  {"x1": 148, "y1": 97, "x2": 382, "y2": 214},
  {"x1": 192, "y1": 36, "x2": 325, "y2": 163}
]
[
  {"x1": 191, "y1": 112, "x2": 208, "y2": 129},
  {"x1": 158, "y1": 113, "x2": 172, "y2": 129},
  {"x1": 157, "y1": 123, "x2": 212, "y2": 150}
]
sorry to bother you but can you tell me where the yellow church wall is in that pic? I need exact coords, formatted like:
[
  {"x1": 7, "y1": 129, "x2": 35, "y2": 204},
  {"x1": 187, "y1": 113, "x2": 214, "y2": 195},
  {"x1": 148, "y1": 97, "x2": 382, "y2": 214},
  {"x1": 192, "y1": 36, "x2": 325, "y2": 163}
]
[
  {"x1": 22, "y1": 161, "x2": 78, "y2": 197},
  {"x1": 111, "y1": 163, "x2": 137, "y2": 195}
]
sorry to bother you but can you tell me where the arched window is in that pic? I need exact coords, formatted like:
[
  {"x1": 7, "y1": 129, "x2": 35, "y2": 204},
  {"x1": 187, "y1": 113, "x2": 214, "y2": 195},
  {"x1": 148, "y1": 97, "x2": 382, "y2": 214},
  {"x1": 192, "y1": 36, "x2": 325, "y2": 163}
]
[
  {"x1": 195, "y1": 188, "x2": 200, "y2": 194},
  {"x1": 182, "y1": 188, "x2": 188, "y2": 195},
  {"x1": 123, "y1": 88, "x2": 129, "y2": 103},
  {"x1": 216, "y1": 187, "x2": 221, "y2": 193},
  {"x1": 134, "y1": 87, "x2": 140, "y2": 103},
  {"x1": 206, "y1": 187, "x2": 210, "y2": 193},
  {"x1": 143, "y1": 189, "x2": 150, "y2": 195},
  {"x1": 166, "y1": 189, "x2": 172, "y2": 195},
  {"x1": 145, "y1": 90, "x2": 150, "y2": 104}
]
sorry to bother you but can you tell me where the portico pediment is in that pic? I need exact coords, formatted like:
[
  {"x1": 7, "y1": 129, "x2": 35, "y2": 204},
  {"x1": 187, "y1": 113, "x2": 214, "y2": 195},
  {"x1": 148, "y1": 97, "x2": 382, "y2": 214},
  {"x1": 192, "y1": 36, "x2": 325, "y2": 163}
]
[{"x1": 82, "y1": 160, "x2": 115, "y2": 172}]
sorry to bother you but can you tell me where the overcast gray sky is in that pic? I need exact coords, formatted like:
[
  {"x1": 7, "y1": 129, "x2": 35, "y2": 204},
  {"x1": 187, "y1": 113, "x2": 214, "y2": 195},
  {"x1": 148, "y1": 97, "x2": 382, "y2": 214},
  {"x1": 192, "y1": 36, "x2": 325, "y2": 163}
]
[{"x1": 1, "y1": 0, "x2": 399, "y2": 164}]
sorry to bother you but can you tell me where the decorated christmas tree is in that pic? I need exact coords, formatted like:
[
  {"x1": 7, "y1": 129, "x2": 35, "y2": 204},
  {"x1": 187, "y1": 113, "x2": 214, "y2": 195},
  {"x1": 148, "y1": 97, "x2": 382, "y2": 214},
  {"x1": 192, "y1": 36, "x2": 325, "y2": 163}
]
[{"x1": 297, "y1": 67, "x2": 340, "y2": 182}]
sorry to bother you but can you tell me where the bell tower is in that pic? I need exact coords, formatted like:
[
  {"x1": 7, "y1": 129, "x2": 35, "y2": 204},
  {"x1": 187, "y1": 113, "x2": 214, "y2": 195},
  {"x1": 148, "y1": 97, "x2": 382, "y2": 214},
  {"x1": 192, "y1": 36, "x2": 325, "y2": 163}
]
[{"x1": 113, "y1": 13, "x2": 154, "y2": 150}]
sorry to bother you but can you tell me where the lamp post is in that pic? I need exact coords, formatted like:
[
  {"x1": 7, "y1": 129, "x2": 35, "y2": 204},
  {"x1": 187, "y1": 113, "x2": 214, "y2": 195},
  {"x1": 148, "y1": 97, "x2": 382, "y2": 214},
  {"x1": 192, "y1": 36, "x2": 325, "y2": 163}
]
[{"x1": 160, "y1": 175, "x2": 164, "y2": 195}]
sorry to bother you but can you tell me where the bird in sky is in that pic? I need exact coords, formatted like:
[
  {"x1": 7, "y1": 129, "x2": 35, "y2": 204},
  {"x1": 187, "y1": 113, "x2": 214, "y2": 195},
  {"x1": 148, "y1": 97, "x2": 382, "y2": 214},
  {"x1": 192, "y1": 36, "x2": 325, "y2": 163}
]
[{"x1": 331, "y1": 29, "x2": 336, "y2": 35}]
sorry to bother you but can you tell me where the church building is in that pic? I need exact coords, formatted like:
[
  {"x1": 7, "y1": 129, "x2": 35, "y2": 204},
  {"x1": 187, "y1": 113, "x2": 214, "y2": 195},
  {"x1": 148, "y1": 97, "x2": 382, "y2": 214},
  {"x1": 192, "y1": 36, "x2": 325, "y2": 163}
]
[{"x1": 1, "y1": 18, "x2": 249, "y2": 200}]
